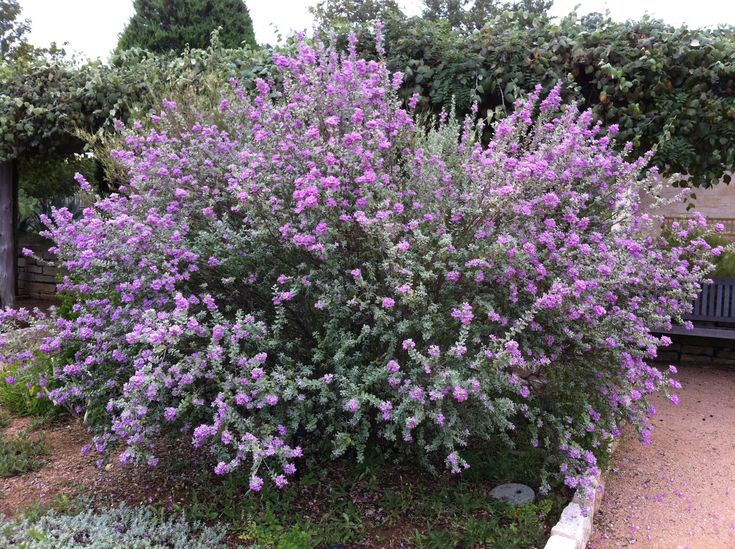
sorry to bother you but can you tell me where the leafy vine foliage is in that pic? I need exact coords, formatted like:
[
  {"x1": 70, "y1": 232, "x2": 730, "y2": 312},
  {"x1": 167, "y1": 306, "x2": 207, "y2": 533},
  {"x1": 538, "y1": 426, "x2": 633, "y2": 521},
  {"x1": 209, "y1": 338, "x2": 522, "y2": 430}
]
[{"x1": 321, "y1": 2, "x2": 735, "y2": 186}]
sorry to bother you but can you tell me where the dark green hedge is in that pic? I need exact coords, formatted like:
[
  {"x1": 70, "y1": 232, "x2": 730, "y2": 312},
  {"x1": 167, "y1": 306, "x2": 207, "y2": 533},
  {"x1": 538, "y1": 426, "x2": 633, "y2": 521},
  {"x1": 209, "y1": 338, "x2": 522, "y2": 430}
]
[{"x1": 381, "y1": 11, "x2": 735, "y2": 187}]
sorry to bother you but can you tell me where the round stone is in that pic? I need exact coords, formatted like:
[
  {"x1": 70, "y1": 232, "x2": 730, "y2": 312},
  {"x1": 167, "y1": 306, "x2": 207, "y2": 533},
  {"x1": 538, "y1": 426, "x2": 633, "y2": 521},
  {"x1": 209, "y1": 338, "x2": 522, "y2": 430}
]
[{"x1": 490, "y1": 483, "x2": 535, "y2": 505}]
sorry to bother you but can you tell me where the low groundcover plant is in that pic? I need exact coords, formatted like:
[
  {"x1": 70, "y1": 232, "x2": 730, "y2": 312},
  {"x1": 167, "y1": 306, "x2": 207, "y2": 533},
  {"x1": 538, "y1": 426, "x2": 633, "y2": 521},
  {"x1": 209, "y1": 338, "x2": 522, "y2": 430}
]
[
  {"x1": 1, "y1": 504, "x2": 228, "y2": 547},
  {"x1": 0, "y1": 30, "x2": 717, "y2": 502}
]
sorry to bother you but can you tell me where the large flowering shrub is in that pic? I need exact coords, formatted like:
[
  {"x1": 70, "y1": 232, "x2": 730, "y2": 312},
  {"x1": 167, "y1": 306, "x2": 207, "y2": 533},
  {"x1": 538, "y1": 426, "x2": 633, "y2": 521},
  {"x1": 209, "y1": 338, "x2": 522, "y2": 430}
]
[{"x1": 0, "y1": 33, "x2": 716, "y2": 495}]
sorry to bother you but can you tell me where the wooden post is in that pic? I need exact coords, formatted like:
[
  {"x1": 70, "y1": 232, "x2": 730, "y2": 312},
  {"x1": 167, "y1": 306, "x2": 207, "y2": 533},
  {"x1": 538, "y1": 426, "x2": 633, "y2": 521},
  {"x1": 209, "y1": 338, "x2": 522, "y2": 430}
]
[{"x1": 0, "y1": 160, "x2": 17, "y2": 309}]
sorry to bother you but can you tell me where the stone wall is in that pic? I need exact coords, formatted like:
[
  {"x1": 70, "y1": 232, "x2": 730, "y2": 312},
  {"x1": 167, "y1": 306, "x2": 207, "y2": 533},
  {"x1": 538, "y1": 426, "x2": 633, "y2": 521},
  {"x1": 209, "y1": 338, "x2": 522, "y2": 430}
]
[
  {"x1": 16, "y1": 244, "x2": 59, "y2": 300},
  {"x1": 656, "y1": 336, "x2": 735, "y2": 368}
]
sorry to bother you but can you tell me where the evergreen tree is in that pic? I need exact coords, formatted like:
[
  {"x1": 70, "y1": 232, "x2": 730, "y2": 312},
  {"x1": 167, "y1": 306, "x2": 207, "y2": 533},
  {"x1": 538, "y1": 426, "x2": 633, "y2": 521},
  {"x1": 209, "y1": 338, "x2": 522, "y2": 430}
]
[{"x1": 117, "y1": 0, "x2": 257, "y2": 53}]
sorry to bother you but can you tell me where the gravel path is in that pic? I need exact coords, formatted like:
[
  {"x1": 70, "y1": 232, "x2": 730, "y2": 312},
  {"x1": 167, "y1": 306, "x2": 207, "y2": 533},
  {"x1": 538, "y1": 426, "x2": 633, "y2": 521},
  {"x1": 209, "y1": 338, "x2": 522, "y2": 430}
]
[{"x1": 590, "y1": 365, "x2": 735, "y2": 549}]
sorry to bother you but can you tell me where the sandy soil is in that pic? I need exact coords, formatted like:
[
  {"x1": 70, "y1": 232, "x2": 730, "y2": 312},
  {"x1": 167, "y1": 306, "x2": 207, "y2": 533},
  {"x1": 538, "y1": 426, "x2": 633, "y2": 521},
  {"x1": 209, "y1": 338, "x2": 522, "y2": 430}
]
[{"x1": 590, "y1": 365, "x2": 735, "y2": 549}]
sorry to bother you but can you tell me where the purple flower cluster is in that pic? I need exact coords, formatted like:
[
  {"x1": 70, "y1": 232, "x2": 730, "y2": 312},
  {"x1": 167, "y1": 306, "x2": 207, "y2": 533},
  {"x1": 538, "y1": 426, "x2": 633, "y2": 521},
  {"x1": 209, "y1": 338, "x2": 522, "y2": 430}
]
[{"x1": 0, "y1": 33, "x2": 715, "y2": 493}]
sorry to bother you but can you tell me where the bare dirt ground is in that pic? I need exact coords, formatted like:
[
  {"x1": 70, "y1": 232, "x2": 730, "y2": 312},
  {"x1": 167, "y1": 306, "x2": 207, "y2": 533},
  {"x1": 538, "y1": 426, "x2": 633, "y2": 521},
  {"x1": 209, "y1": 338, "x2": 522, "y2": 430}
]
[
  {"x1": 0, "y1": 417, "x2": 197, "y2": 518},
  {"x1": 590, "y1": 365, "x2": 735, "y2": 549}
]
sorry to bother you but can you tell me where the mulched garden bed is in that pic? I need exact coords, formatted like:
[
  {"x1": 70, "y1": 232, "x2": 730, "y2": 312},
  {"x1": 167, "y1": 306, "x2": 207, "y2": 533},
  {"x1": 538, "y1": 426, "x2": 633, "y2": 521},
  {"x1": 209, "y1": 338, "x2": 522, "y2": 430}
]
[{"x1": 0, "y1": 413, "x2": 569, "y2": 548}]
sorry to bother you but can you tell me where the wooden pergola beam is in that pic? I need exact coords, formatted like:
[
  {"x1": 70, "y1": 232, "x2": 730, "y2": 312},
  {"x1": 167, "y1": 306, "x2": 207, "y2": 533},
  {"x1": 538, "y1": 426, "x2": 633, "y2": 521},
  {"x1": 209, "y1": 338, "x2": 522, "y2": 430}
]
[{"x1": 0, "y1": 160, "x2": 18, "y2": 309}]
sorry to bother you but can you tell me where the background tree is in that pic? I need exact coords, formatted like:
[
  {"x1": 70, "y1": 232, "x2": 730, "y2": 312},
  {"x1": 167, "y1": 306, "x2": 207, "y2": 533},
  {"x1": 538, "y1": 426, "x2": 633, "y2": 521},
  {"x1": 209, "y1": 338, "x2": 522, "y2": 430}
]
[
  {"x1": 117, "y1": 0, "x2": 257, "y2": 53},
  {"x1": 310, "y1": 0, "x2": 404, "y2": 28},
  {"x1": 422, "y1": 0, "x2": 552, "y2": 31},
  {"x1": 0, "y1": 0, "x2": 32, "y2": 61},
  {"x1": 422, "y1": 0, "x2": 471, "y2": 29}
]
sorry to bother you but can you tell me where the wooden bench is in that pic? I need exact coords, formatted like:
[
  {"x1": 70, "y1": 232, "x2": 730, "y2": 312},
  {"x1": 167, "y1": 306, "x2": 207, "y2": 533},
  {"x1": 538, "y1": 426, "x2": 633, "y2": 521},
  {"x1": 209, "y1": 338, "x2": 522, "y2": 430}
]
[{"x1": 660, "y1": 278, "x2": 735, "y2": 340}]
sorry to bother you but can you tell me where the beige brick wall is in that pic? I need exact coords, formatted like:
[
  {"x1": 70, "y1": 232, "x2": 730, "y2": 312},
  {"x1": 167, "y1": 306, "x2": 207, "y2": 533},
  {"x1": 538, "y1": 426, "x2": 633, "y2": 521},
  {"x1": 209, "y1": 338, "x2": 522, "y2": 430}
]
[
  {"x1": 643, "y1": 177, "x2": 735, "y2": 240},
  {"x1": 654, "y1": 181, "x2": 735, "y2": 220}
]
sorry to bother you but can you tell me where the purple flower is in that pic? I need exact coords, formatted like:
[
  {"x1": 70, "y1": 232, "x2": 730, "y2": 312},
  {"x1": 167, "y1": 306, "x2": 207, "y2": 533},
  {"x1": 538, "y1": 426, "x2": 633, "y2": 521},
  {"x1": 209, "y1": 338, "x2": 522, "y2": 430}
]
[
  {"x1": 452, "y1": 386, "x2": 468, "y2": 402},
  {"x1": 274, "y1": 474, "x2": 288, "y2": 489},
  {"x1": 249, "y1": 475, "x2": 264, "y2": 492},
  {"x1": 382, "y1": 297, "x2": 395, "y2": 308},
  {"x1": 451, "y1": 304, "x2": 473, "y2": 324},
  {"x1": 211, "y1": 325, "x2": 225, "y2": 341},
  {"x1": 214, "y1": 461, "x2": 229, "y2": 475}
]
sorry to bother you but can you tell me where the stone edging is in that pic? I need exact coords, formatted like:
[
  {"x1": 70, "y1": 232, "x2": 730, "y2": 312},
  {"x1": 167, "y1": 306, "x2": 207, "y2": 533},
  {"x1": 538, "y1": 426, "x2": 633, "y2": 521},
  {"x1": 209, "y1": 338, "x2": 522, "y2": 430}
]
[{"x1": 543, "y1": 440, "x2": 618, "y2": 549}]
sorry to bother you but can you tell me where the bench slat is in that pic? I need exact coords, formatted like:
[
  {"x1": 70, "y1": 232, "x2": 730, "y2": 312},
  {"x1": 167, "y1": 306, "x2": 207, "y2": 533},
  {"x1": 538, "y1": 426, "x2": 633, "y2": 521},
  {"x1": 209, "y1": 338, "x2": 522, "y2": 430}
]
[
  {"x1": 701, "y1": 284, "x2": 710, "y2": 317},
  {"x1": 661, "y1": 325, "x2": 735, "y2": 340},
  {"x1": 679, "y1": 278, "x2": 735, "y2": 331},
  {"x1": 715, "y1": 282, "x2": 724, "y2": 318}
]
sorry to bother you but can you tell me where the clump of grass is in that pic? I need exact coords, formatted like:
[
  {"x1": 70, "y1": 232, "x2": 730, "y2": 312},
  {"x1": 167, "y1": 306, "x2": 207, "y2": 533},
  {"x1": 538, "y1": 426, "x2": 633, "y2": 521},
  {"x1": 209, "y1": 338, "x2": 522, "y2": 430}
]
[
  {"x1": 706, "y1": 233, "x2": 735, "y2": 278},
  {"x1": 28, "y1": 411, "x2": 68, "y2": 431},
  {"x1": 21, "y1": 494, "x2": 87, "y2": 523},
  {"x1": 0, "y1": 408, "x2": 11, "y2": 428},
  {"x1": 0, "y1": 432, "x2": 49, "y2": 477}
]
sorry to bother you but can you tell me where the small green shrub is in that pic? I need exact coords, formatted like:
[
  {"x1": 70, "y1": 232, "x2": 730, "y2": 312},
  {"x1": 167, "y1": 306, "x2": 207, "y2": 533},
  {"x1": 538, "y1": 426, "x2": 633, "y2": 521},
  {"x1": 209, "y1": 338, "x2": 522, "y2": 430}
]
[
  {"x1": 0, "y1": 360, "x2": 63, "y2": 418},
  {"x1": 704, "y1": 234, "x2": 735, "y2": 278},
  {"x1": 0, "y1": 504, "x2": 229, "y2": 548},
  {"x1": 0, "y1": 433, "x2": 48, "y2": 477}
]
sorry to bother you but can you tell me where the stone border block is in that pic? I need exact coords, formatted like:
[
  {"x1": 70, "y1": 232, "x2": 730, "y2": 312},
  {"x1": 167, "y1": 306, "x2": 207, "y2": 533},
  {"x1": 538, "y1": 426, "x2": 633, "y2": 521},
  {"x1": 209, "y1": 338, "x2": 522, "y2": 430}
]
[{"x1": 543, "y1": 440, "x2": 617, "y2": 549}]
